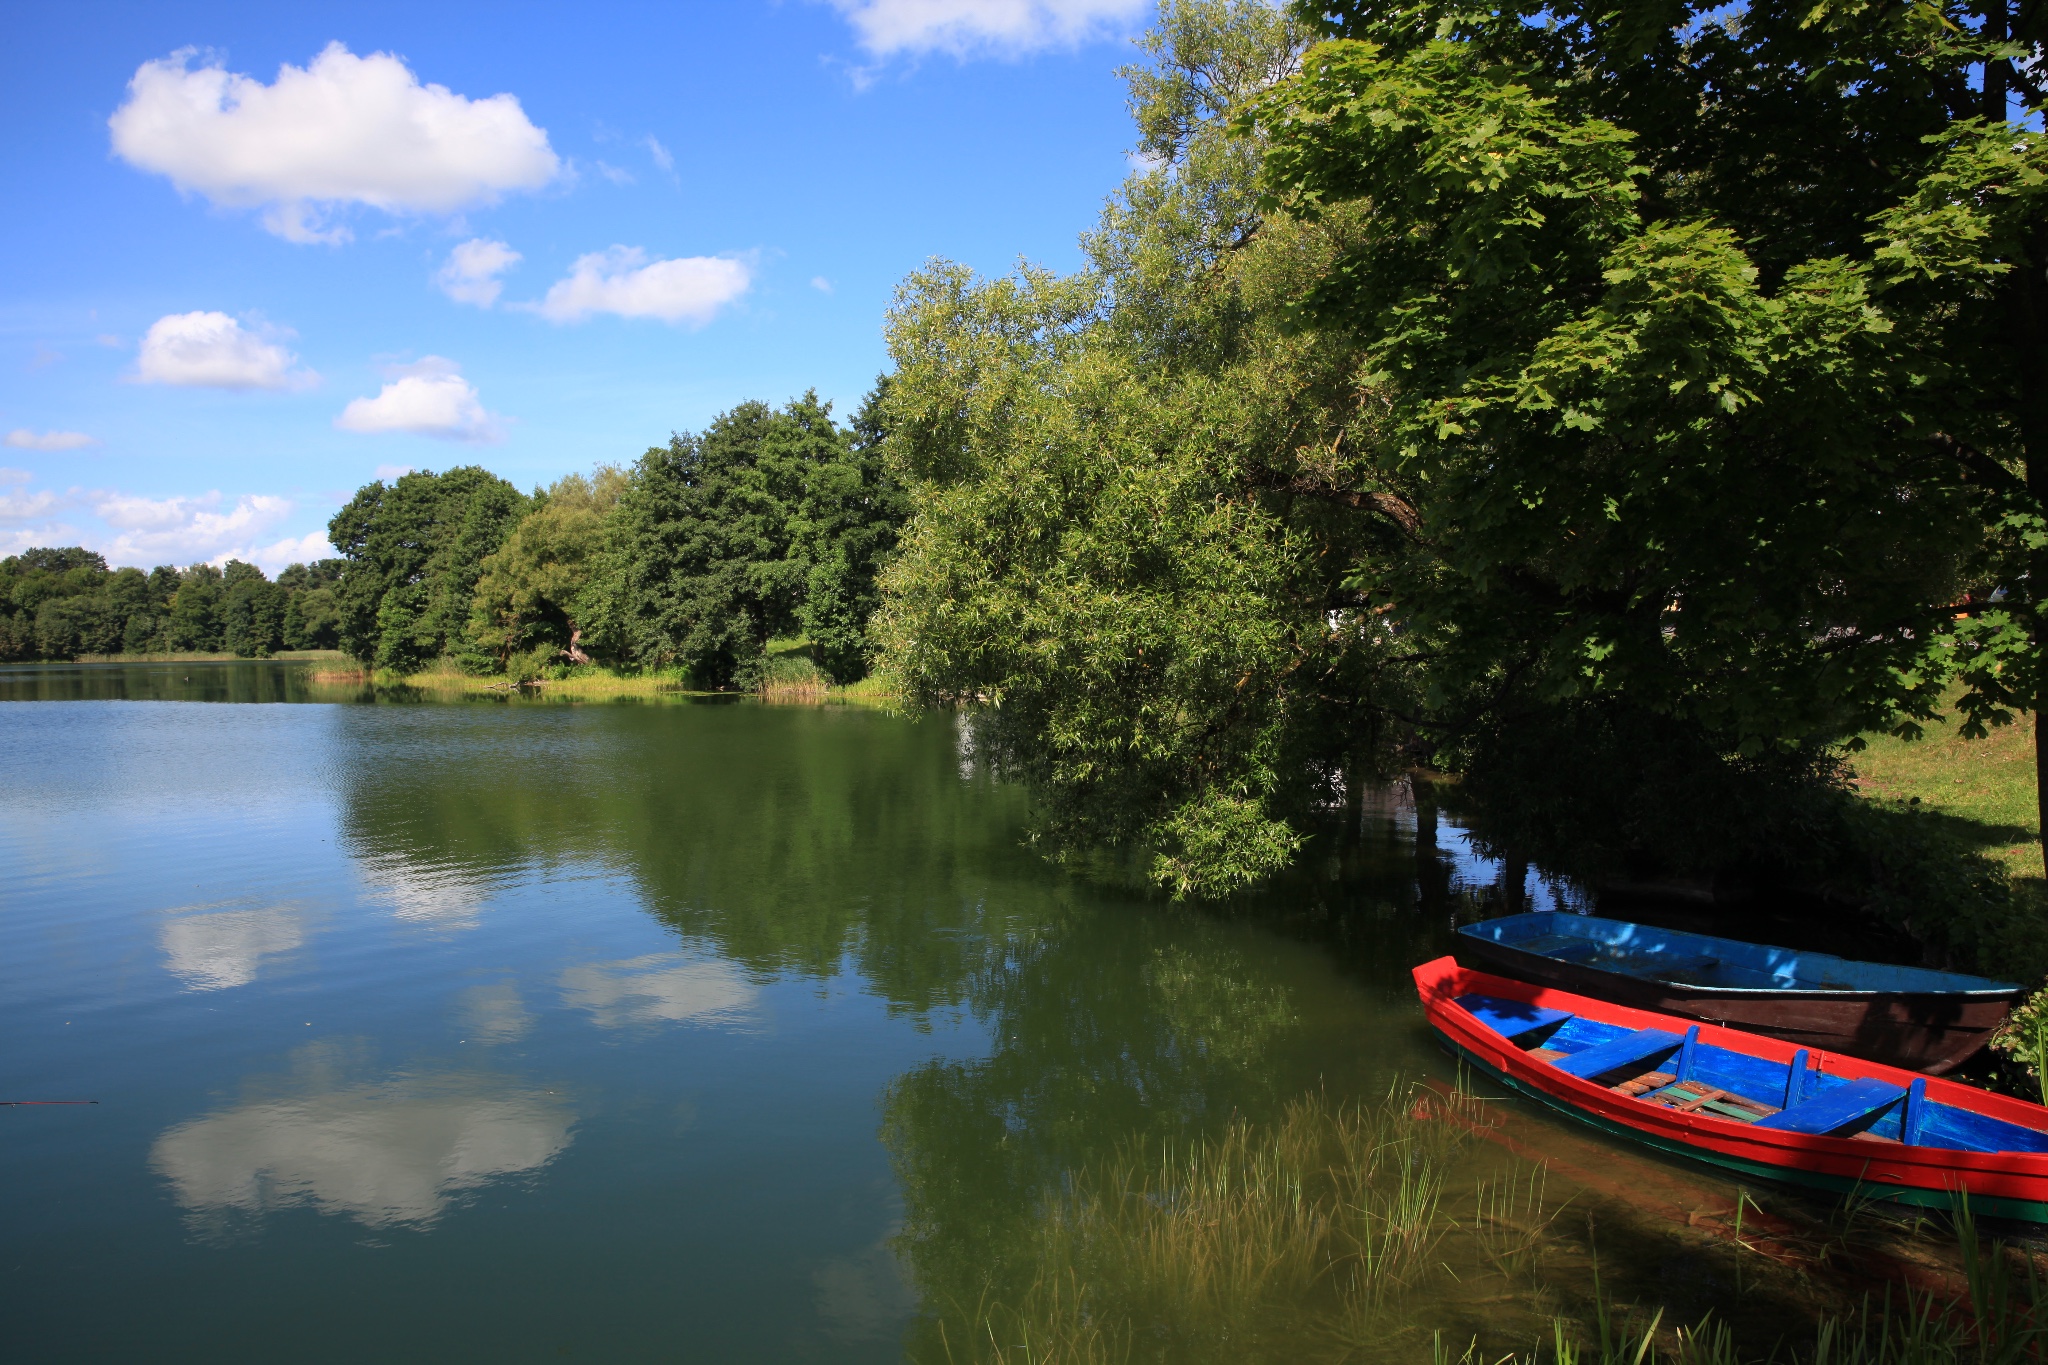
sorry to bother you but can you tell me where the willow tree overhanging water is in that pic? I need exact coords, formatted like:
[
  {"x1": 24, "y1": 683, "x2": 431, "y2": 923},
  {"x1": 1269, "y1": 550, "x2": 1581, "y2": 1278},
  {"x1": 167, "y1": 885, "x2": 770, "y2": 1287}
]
[{"x1": 876, "y1": 0, "x2": 2048, "y2": 897}]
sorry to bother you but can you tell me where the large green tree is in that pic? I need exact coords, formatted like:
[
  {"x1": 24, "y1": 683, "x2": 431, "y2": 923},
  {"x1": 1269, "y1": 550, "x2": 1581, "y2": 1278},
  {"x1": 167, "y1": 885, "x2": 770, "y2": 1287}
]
[
  {"x1": 327, "y1": 467, "x2": 529, "y2": 670},
  {"x1": 584, "y1": 393, "x2": 872, "y2": 687},
  {"x1": 877, "y1": 1, "x2": 1409, "y2": 896},
  {"x1": 468, "y1": 467, "x2": 627, "y2": 672},
  {"x1": 1238, "y1": 0, "x2": 2046, "y2": 852},
  {"x1": 877, "y1": 0, "x2": 2048, "y2": 894},
  {"x1": 790, "y1": 379, "x2": 912, "y2": 682}
]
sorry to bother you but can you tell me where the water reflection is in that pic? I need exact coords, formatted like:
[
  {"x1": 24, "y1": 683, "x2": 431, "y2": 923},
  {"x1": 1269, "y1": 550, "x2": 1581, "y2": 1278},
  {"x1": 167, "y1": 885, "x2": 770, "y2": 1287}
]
[
  {"x1": 159, "y1": 902, "x2": 310, "y2": 991},
  {"x1": 558, "y1": 952, "x2": 758, "y2": 1031},
  {"x1": 455, "y1": 982, "x2": 535, "y2": 1045},
  {"x1": 150, "y1": 1045, "x2": 573, "y2": 1235},
  {"x1": 360, "y1": 856, "x2": 490, "y2": 932}
]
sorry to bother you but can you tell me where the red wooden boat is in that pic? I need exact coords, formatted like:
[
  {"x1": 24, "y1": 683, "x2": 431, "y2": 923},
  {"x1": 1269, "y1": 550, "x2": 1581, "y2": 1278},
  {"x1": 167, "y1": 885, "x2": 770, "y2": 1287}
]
[{"x1": 1415, "y1": 956, "x2": 2048, "y2": 1222}]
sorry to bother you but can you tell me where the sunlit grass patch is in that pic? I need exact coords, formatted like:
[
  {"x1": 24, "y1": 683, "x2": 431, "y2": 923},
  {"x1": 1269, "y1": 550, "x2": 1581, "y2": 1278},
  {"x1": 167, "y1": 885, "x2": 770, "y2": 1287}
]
[{"x1": 1850, "y1": 710, "x2": 2041, "y2": 880}]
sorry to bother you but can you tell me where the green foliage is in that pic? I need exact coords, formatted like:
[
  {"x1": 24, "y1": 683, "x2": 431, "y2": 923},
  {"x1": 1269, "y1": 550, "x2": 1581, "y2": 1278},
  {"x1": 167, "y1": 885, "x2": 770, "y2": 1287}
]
[
  {"x1": 578, "y1": 390, "x2": 906, "y2": 687},
  {"x1": 791, "y1": 379, "x2": 910, "y2": 682},
  {"x1": 0, "y1": 550, "x2": 345, "y2": 660},
  {"x1": 875, "y1": 0, "x2": 2048, "y2": 897},
  {"x1": 468, "y1": 467, "x2": 625, "y2": 668},
  {"x1": 327, "y1": 466, "x2": 529, "y2": 669},
  {"x1": 876, "y1": 0, "x2": 1411, "y2": 897}
]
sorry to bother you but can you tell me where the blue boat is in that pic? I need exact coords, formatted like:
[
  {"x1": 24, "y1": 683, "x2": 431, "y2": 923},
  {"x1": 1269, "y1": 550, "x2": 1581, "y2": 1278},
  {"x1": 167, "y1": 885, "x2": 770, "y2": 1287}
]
[{"x1": 1455, "y1": 912, "x2": 2025, "y2": 1074}]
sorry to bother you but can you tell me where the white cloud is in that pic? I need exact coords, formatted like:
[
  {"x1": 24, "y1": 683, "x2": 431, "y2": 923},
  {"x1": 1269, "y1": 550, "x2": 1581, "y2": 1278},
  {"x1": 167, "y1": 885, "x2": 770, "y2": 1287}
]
[
  {"x1": 90, "y1": 487, "x2": 297, "y2": 566},
  {"x1": 248, "y1": 529, "x2": 335, "y2": 572},
  {"x1": 532, "y1": 246, "x2": 751, "y2": 325},
  {"x1": 593, "y1": 160, "x2": 634, "y2": 186},
  {"x1": 810, "y1": 275, "x2": 834, "y2": 293},
  {"x1": 373, "y1": 464, "x2": 414, "y2": 481},
  {"x1": 827, "y1": 0, "x2": 1147, "y2": 56},
  {"x1": 110, "y1": 43, "x2": 560, "y2": 244},
  {"x1": 335, "y1": 356, "x2": 503, "y2": 443},
  {"x1": 0, "y1": 478, "x2": 62, "y2": 523},
  {"x1": 644, "y1": 135, "x2": 674, "y2": 172},
  {"x1": 5, "y1": 428, "x2": 96, "y2": 451},
  {"x1": 134, "y1": 311, "x2": 315, "y2": 390},
  {"x1": 436, "y1": 238, "x2": 521, "y2": 307}
]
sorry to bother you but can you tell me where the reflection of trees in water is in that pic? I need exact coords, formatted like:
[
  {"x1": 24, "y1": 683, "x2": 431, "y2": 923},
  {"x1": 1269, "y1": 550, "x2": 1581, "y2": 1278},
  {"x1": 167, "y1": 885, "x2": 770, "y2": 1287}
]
[
  {"x1": 333, "y1": 703, "x2": 1477, "y2": 1343},
  {"x1": 334, "y1": 704, "x2": 1040, "y2": 1012}
]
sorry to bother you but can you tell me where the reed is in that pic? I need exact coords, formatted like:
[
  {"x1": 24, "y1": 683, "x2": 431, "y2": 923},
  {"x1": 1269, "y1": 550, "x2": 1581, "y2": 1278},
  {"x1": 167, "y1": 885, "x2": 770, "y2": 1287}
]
[{"x1": 926, "y1": 1084, "x2": 1484, "y2": 1365}]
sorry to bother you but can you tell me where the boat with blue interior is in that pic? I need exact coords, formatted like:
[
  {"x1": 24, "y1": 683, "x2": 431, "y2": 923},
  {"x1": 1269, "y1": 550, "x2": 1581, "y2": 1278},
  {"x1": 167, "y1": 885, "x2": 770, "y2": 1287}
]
[
  {"x1": 1455, "y1": 911, "x2": 2023, "y2": 1074},
  {"x1": 1416, "y1": 956, "x2": 2048, "y2": 1222}
]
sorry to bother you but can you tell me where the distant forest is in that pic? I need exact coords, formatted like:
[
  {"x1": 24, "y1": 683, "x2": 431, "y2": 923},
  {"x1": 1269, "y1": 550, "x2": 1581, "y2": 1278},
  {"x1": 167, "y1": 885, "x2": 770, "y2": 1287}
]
[
  {"x1": 3, "y1": 385, "x2": 905, "y2": 684},
  {"x1": 0, "y1": 549, "x2": 344, "y2": 661}
]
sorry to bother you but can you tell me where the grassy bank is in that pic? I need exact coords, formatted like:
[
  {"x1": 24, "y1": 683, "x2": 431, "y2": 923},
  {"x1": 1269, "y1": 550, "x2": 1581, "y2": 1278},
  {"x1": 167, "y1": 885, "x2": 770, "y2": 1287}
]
[
  {"x1": 347, "y1": 641, "x2": 905, "y2": 706},
  {"x1": 1850, "y1": 712, "x2": 2041, "y2": 882},
  {"x1": 64, "y1": 649, "x2": 353, "y2": 664}
]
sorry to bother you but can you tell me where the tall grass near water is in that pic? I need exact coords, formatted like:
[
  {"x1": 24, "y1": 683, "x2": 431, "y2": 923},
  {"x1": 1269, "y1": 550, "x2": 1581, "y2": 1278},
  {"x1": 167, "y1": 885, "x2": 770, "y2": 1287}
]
[
  {"x1": 924, "y1": 1085, "x2": 1540, "y2": 1364},
  {"x1": 920, "y1": 1086, "x2": 2048, "y2": 1365}
]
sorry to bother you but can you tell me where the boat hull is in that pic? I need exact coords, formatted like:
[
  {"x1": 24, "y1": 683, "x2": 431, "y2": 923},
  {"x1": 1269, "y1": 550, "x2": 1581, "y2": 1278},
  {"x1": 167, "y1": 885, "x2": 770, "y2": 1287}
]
[
  {"x1": 1415, "y1": 957, "x2": 2048, "y2": 1223},
  {"x1": 1456, "y1": 934, "x2": 2019, "y2": 1074}
]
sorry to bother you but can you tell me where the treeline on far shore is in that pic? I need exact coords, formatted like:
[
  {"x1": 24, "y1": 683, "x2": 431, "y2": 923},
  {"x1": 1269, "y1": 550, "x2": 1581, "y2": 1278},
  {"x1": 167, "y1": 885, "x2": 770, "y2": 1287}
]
[
  {"x1": 0, "y1": 548, "x2": 344, "y2": 661},
  {"x1": 322, "y1": 386, "x2": 904, "y2": 688},
  {"x1": 4, "y1": 384, "x2": 906, "y2": 687}
]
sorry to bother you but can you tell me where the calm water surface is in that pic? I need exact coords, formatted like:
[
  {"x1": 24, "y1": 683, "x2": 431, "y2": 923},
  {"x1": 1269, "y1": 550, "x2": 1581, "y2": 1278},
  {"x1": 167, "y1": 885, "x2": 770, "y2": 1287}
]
[{"x1": 0, "y1": 662, "x2": 1807, "y2": 1363}]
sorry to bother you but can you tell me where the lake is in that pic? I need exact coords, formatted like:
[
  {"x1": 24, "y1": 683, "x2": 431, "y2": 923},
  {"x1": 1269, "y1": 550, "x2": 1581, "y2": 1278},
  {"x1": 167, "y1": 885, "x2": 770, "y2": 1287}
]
[{"x1": 0, "y1": 662, "x2": 1909, "y2": 1362}]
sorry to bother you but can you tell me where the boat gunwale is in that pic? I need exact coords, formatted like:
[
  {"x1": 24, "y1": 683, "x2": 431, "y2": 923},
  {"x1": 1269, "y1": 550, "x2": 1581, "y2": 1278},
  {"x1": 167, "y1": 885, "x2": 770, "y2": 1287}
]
[
  {"x1": 1456, "y1": 912, "x2": 2023, "y2": 995},
  {"x1": 1463, "y1": 937, "x2": 2025, "y2": 1002}
]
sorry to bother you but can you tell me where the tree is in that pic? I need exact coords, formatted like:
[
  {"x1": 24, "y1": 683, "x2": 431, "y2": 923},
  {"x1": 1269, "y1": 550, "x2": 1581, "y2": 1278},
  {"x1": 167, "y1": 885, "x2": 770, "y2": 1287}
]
[
  {"x1": 791, "y1": 378, "x2": 912, "y2": 682},
  {"x1": 220, "y1": 561, "x2": 288, "y2": 657},
  {"x1": 875, "y1": 0, "x2": 2048, "y2": 895},
  {"x1": 584, "y1": 394, "x2": 847, "y2": 687},
  {"x1": 327, "y1": 467, "x2": 529, "y2": 670},
  {"x1": 876, "y1": 1, "x2": 1417, "y2": 896},
  {"x1": 167, "y1": 564, "x2": 224, "y2": 652},
  {"x1": 468, "y1": 468, "x2": 626, "y2": 672},
  {"x1": 278, "y1": 559, "x2": 345, "y2": 650},
  {"x1": 1237, "y1": 0, "x2": 2046, "y2": 855}
]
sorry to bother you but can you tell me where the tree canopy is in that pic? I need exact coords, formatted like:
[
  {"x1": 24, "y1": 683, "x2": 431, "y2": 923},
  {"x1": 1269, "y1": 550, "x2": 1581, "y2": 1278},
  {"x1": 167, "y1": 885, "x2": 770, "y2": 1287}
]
[
  {"x1": 0, "y1": 552, "x2": 344, "y2": 661},
  {"x1": 327, "y1": 466, "x2": 530, "y2": 672},
  {"x1": 874, "y1": 0, "x2": 2048, "y2": 894}
]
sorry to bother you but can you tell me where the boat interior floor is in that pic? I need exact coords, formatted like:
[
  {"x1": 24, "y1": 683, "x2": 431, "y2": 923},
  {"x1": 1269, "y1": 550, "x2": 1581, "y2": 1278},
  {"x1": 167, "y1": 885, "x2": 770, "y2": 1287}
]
[{"x1": 1454, "y1": 993, "x2": 2048, "y2": 1156}]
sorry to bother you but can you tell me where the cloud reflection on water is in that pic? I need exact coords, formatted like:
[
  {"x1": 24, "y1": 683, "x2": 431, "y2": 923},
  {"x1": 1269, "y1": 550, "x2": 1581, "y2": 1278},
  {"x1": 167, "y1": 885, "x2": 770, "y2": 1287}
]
[
  {"x1": 558, "y1": 952, "x2": 757, "y2": 1031},
  {"x1": 150, "y1": 1064, "x2": 574, "y2": 1234},
  {"x1": 360, "y1": 856, "x2": 489, "y2": 931},
  {"x1": 159, "y1": 903, "x2": 309, "y2": 990}
]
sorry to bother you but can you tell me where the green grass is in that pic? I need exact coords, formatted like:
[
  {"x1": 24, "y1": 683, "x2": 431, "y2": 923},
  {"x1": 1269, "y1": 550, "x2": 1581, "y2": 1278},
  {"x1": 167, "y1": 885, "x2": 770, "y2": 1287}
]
[{"x1": 1849, "y1": 711, "x2": 2041, "y2": 879}]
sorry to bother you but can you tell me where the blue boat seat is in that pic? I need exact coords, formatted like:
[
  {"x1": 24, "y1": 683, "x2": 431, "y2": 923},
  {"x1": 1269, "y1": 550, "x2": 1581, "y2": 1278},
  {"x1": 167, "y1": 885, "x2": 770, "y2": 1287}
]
[
  {"x1": 1754, "y1": 1078, "x2": 1905, "y2": 1136},
  {"x1": 1455, "y1": 994, "x2": 1574, "y2": 1042},
  {"x1": 1551, "y1": 1028, "x2": 1684, "y2": 1080}
]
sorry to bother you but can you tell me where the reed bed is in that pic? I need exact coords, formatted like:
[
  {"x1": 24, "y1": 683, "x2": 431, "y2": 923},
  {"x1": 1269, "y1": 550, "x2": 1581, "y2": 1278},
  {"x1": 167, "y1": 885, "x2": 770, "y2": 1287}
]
[
  {"x1": 918, "y1": 1086, "x2": 2048, "y2": 1365},
  {"x1": 923, "y1": 1085, "x2": 1501, "y2": 1364}
]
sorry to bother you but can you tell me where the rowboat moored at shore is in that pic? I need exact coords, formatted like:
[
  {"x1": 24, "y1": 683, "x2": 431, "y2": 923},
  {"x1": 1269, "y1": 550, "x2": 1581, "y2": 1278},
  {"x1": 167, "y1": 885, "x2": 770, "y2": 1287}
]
[
  {"x1": 1416, "y1": 955, "x2": 2048, "y2": 1222},
  {"x1": 1454, "y1": 911, "x2": 2023, "y2": 1074}
]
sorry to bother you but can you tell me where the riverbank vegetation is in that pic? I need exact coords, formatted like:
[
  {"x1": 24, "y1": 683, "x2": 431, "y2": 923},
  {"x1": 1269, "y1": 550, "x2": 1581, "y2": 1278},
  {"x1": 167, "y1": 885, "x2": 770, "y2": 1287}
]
[
  {"x1": 867, "y1": 0, "x2": 2048, "y2": 949},
  {"x1": 909, "y1": 1082, "x2": 2048, "y2": 1364}
]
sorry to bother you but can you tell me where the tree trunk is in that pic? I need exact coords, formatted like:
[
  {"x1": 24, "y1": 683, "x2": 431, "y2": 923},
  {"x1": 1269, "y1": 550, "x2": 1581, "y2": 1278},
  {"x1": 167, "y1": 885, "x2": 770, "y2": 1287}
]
[{"x1": 562, "y1": 626, "x2": 591, "y2": 666}]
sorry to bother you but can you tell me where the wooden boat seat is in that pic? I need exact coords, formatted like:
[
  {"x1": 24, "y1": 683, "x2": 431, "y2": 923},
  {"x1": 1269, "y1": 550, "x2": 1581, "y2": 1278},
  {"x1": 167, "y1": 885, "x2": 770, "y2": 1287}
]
[
  {"x1": 1754, "y1": 1078, "x2": 1905, "y2": 1136},
  {"x1": 1552, "y1": 1028, "x2": 1684, "y2": 1081},
  {"x1": 1455, "y1": 995, "x2": 1575, "y2": 1042}
]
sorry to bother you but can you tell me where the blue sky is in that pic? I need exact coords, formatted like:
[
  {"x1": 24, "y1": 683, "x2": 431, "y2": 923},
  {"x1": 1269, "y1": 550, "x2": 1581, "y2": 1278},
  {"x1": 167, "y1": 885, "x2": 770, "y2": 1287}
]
[{"x1": 0, "y1": 0, "x2": 1150, "y2": 570}]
